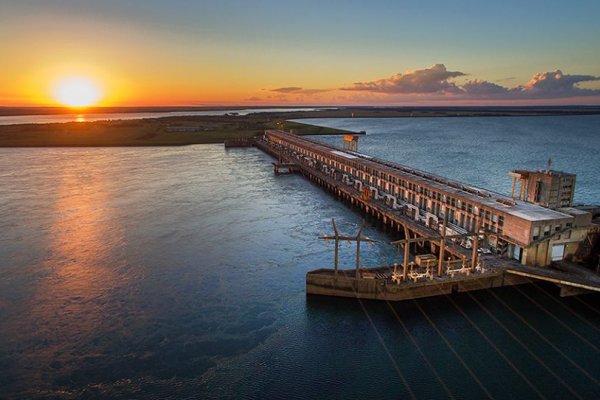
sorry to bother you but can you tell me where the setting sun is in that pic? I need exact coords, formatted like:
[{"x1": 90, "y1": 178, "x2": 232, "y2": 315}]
[{"x1": 53, "y1": 77, "x2": 102, "y2": 107}]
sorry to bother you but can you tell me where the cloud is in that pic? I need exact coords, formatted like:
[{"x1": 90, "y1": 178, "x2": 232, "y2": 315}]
[
  {"x1": 341, "y1": 64, "x2": 466, "y2": 94},
  {"x1": 343, "y1": 66, "x2": 600, "y2": 100},
  {"x1": 245, "y1": 96, "x2": 262, "y2": 101},
  {"x1": 462, "y1": 79, "x2": 510, "y2": 97},
  {"x1": 271, "y1": 87, "x2": 303, "y2": 93},
  {"x1": 271, "y1": 87, "x2": 331, "y2": 95},
  {"x1": 260, "y1": 66, "x2": 600, "y2": 104},
  {"x1": 463, "y1": 70, "x2": 600, "y2": 99},
  {"x1": 521, "y1": 70, "x2": 600, "y2": 97}
]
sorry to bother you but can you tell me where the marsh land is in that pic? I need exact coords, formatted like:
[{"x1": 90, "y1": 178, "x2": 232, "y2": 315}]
[{"x1": 1, "y1": 106, "x2": 599, "y2": 147}]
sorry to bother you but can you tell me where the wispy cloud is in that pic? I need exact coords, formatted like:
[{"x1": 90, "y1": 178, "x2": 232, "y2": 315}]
[
  {"x1": 270, "y1": 87, "x2": 331, "y2": 95},
  {"x1": 271, "y1": 87, "x2": 303, "y2": 93},
  {"x1": 341, "y1": 64, "x2": 465, "y2": 94}
]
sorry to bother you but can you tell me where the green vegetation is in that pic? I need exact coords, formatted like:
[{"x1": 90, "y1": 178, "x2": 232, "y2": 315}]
[
  {"x1": 3, "y1": 105, "x2": 598, "y2": 147},
  {"x1": 0, "y1": 114, "x2": 354, "y2": 147}
]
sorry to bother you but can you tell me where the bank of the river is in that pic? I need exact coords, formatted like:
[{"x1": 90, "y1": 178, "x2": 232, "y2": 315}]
[
  {"x1": 0, "y1": 117, "x2": 353, "y2": 147},
  {"x1": 2, "y1": 106, "x2": 600, "y2": 147}
]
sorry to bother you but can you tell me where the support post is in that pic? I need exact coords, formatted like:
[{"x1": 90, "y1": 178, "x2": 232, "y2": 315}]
[
  {"x1": 403, "y1": 225, "x2": 410, "y2": 281},
  {"x1": 355, "y1": 221, "x2": 367, "y2": 279},
  {"x1": 438, "y1": 216, "x2": 447, "y2": 277},
  {"x1": 333, "y1": 219, "x2": 339, "y2": 276},
  {"x1": 471, "y1": 219, "x2": 481, "y2": 271},
  {"x1": 519, "y1": 178, "x2": 526, "y2": 200},
  {"x1": 511, "y1": 176, "x2": 517, "y2": 198},
  {"x1": 356, "y1": 238, "x2": 361, "y2": 279}
]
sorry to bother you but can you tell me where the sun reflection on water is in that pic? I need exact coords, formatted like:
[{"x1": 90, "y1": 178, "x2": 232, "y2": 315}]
[{"x1": 20, "y1": 152, "x2": 126, "y2": 385}]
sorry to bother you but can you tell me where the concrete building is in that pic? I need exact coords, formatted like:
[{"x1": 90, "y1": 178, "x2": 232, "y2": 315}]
[
  {"x1": 509, "y1": 168, "x2": 576, "y2": 209},
  {"x1": 264, "y1": 130, "x2": 594, "y2": 267}
]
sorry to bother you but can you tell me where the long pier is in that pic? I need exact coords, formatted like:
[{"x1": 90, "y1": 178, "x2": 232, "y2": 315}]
[
  {"x1": 230, "y1": 131, "x2": 600, "y2": 301},
  {"x1": 254, "y1": 138, "x2": 470, "y2": 260}
]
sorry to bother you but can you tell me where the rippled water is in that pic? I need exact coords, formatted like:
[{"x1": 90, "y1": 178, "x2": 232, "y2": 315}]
[{"x1": 1, "y1": 117, "x2": 599, "y2": 399}]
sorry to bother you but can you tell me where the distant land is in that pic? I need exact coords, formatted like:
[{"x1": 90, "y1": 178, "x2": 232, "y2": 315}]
[
  {"x1": 2, "y1": 105, "x2": 600, "y2": 117},
  {"x1": 1, "y1": 106, "x2": 600, "y2": 147}
]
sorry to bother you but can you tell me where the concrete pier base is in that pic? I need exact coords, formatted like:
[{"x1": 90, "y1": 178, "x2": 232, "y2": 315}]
[{"x1": 306, "y1": 267, "x2": 531, "y2": 302}]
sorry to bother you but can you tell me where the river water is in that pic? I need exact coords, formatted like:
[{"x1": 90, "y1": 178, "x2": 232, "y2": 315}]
[
  {"x1": 297, "y1": 115, "x2": 600, "y2": 204},
  {"x1": 0, "y1": 116, "x2": 599, "y2": 399}
]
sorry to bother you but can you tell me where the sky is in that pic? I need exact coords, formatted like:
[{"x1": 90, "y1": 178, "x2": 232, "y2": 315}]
[{"x1": 1, "y1": 0, "x2": 600, "y2": 106}]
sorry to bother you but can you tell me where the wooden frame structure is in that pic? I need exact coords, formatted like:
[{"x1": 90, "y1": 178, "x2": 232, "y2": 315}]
[{"x1": 320, "y1": 219, "x2": 376, "y2": 279}]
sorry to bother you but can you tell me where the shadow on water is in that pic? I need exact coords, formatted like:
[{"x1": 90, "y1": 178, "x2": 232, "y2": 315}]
[{"x1": 304, "y1": 284, "x2": 600, "y2": 399}]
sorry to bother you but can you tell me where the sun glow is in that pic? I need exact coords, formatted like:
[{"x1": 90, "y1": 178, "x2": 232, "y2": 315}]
[{"x1": 53, "y1": 77, "x2": 102, "y2": 107}]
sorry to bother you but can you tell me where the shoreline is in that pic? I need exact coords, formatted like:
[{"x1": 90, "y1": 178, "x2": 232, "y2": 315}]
[
  {"x1": 1, "y1": 107, "x2": 599, "y2": 147},
  {"x1": 0, "y1": 116, "x2": 355, "y2": 147},
  {"x1": 1, "y1": 105, "x2": 600, "y2": 117}
]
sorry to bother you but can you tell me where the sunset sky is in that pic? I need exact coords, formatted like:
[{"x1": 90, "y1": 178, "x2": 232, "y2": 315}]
[{"x1": 2, "y1": 0, "x2": 600, "y2": 106}]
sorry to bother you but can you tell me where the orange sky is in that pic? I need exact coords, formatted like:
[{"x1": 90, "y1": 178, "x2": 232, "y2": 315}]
[{"x1": 2, "y1": 1, "x2": 599, "y2": 107}]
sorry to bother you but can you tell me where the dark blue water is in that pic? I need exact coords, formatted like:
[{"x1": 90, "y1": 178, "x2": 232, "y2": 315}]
[{"x1": 1, "y1": 117, "x2": 599, "y2": 399}]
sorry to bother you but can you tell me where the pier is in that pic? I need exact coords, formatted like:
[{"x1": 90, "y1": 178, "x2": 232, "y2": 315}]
[{"x1": 237, "y1": 129, "x2": 600, "y2": 301}]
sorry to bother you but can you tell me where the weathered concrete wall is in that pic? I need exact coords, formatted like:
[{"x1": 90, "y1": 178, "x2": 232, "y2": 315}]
[
  {"x1": 306, "y1": 275, "x2": 453, "y2": 301},
  {"x1": 306, "y1": 270, "x2": 523, "y2": 302}
]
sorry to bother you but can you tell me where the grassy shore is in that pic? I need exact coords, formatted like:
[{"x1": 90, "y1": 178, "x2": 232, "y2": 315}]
[
  {"x1": 0, "y1": 115, "x2": 354, "y2": 147},
  {"x1": 1, "y1": 106, "x2": 599, "y2": 147}
]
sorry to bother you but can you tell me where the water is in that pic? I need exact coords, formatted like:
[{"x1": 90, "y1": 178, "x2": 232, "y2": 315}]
[
  {"x1": 298, "y1": 115, "x2": 600, "y2": 204},
  {"x1": 1, "y1": 117, "x2": 599, "y2": 399},
  {"x1": 0, "y1": 108, "x2": 331, "y2": 126}
]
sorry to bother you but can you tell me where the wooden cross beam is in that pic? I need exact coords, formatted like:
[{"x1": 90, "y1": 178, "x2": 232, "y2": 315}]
[{"x1": 320, "y1": 218, "x2": 376, "y2": 278}]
